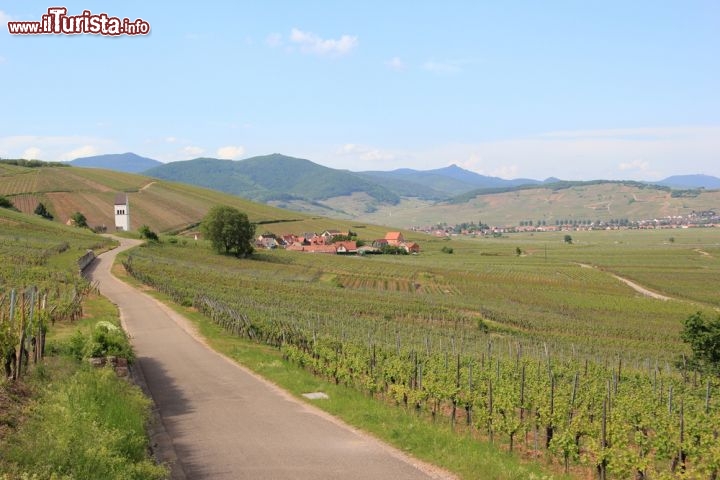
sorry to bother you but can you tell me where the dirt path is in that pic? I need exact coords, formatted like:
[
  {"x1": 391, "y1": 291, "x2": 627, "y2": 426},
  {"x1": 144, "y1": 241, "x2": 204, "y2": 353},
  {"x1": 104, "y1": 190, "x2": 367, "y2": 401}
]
[
  {"x1": 87, "y1": 238, "x2": 453, "y2": 480},
  {"x1": 577, "y1": 263, "x2": 672, "y2": 301}
]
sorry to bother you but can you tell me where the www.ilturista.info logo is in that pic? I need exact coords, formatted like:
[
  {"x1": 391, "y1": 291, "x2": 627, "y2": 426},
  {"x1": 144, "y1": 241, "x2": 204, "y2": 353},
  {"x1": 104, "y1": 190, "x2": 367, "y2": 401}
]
[{"x1": 7, "y1": 7, "x2": 150, "y2": 35}]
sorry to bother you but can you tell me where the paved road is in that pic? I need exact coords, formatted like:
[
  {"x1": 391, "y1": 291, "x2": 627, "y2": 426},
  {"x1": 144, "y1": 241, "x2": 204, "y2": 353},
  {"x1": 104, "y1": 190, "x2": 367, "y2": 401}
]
[{"x1": 87, "y1": 238, "x2": 451, "y2": 480}]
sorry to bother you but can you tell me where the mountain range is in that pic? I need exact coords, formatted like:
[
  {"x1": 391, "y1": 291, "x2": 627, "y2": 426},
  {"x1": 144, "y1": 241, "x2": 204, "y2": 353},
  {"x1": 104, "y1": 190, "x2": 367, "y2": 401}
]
[
  {"x1": 70, "y1": 152, "x2": 162, "y2": 173},
  {"x1": 68, "y1": 152, "x2": 720, "y2": 221}
]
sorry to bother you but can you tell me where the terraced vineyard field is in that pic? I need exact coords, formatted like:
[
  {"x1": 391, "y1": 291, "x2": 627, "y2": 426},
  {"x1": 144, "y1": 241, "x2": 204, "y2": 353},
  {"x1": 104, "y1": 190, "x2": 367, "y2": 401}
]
[
  {"x1": 0, "y1": 164, "x2": 395, "y2": 237},
  {"x1": 121, "y1": 227, "x2": 720, "y2": 478}
]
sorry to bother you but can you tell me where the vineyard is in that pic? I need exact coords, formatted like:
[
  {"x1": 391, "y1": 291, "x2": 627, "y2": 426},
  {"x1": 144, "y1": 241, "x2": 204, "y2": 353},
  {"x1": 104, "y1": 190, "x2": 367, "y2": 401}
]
[
  {"x1": 120, "y1": 227, "x2": 720, "y2": 479},
  {"x1": 0, "y1": 207, "x2": 114, "y2": 380}
]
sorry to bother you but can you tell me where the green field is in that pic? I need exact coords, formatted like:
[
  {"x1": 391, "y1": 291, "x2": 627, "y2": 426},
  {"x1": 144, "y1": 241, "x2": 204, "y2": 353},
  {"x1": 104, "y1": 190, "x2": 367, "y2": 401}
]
[
  {"x1": 3, "y1": 164, "x2": 720, "y2": 478},
  {"x1": 120, "y1": 226, "x2": 720, "y2": 479},
  {"x1": 345, "y1": 183, "x2": 720, "y2": 228}
]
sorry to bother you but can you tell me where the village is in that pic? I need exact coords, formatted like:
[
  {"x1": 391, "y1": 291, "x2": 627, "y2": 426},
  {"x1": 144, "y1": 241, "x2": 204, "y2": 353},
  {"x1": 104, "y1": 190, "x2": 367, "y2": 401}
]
[
  {"x1": 411, "y1": 210, "x2": 720, "y2": 238},
  {"x1": 254, "y1": 230, "x2": 421, "y2": 255}
]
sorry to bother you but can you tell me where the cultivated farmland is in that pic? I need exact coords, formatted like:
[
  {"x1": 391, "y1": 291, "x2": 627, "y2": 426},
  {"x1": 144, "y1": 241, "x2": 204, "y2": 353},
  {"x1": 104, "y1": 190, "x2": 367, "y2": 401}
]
[{"x1": 121, "y1": 227, "x2": 720, "y2": 478}]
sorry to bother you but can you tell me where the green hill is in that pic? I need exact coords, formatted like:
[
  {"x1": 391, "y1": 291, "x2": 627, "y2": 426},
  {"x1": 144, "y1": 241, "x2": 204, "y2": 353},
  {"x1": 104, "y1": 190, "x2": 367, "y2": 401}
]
[
  {"x1": 346, "y1": 181, "x2": 720, "y2": 227},
  {"x1": 70, "y1": 152, "x2": 162, "y2": 173},
  {"x1": 0, "y1": 163, "x2": 394, "y2": 239},
  {"x1": 143, "y1": 154, "x2": 401, "y2": 204}
]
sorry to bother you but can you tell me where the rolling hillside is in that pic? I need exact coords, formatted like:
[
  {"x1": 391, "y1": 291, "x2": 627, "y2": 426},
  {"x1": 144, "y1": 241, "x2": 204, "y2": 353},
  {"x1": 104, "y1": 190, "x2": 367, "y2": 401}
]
[
  {"x1": 0, "y1": 163, "x2": 393, "y2": 239},
  {"x1": 346, "y1": 181, "x2": 720, "y2": 227},
  {"x1": 3, "y1": 159, "x2": 719, "y2": 233},
  {"x1": 143, "y1": 154, "x2": 401, "y2": 204}
]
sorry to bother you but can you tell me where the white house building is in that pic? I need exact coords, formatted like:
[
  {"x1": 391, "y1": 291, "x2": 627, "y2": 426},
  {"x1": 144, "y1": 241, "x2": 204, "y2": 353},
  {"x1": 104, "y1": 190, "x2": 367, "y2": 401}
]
[{"x1": 114, "y1": 193, "x2": 130, "y2": 231}]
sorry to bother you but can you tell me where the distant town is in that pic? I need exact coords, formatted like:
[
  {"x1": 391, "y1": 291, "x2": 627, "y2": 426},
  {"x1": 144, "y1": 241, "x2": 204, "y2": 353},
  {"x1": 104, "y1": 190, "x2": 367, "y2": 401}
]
[{"x1": 411, "y1": 210, "x2": 719, "y2": 237}]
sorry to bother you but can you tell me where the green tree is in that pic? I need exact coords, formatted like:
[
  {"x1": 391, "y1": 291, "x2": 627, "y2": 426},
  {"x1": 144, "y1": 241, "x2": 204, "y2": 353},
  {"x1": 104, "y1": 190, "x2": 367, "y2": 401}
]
[
  {"x1": 0, "y1": 195, "x2": 18, "y2": 211},
  {"x1": 564, "y1": 234, "x2": 573, "y2": 244},
  {"x1": 34, "y1": 202, "x2": 54, "y2": 220},
  {"x1": 681, "y1": 311, "x2": 720, "y2": 376},
  {"x1": 200, "y1": 205, "x2": 255, "y2": 257},
  {"x1": 71, "y1": 211, "x2": 88, "y2": 228},
  {"x1": 138, "y1": 225, "x2": 159, "y2": 242}
]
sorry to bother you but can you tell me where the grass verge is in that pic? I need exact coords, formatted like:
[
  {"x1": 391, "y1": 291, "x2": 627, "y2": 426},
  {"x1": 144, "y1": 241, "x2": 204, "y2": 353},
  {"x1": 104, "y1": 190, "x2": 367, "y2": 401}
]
[
  {"x1": 113, "y1": 258, "x2": 559, "y2": 480},
  {"x1": 0, "y1": 293, "x2": 166, "y2": 480}
]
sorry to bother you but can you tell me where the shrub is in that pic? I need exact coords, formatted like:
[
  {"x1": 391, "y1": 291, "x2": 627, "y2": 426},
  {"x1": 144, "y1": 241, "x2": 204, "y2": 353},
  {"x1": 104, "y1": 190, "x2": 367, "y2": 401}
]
[
  {"x1": 64, "y1": 322, "x2": 134, "y2": 362},
  {"x1": 0, "y1": 195, "x2": 18, "y2": 211},
  {"x1": 85, "y1": 321, "x2": 134, "y2": 361},
  {"x1": 138, "y1": 225, "x2": 159, "y2": 242},
  {"x1": 441, "y1": 246, "x2": 454, "y2": 254},
  {"x1": 33, "y1": 202, "x2": 54, "y2": 220}
]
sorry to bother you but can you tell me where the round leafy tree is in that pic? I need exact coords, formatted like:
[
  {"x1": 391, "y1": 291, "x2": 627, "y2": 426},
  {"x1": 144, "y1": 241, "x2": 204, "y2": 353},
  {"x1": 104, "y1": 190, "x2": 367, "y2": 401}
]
[{"x1": 200, "y1": 205, "x2": 256, "y2": 257}]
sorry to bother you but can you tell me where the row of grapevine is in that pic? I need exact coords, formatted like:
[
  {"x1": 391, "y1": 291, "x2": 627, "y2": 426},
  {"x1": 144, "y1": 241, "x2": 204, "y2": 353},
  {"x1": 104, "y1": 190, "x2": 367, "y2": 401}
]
[
  {"x1": 123, "y1": 252, "x2": 720, "y2": 479},
  {"x1": 1, "y1": 287, "x2": 49, "y2": 380}
]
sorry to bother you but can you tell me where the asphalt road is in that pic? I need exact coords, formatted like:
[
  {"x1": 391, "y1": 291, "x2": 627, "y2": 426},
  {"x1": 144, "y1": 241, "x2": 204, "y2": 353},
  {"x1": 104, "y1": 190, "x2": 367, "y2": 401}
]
[{"x1": 86, "y1": 238, "x2": 452, "y2": 480}]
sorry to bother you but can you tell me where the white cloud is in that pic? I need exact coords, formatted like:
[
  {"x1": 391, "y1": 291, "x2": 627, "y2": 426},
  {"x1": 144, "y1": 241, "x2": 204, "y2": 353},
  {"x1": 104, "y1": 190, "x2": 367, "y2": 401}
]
[
  {"x1": 165, "y1": 136, "x2": 177, "y2": 143},
  {"x1": 0, "y1": 10, "x2": 14, "y2": 24},
  {"x1": 491, "y1": 165, "x2": 520, "y2": 179},
  {"x1": 183, "y1": 146, "x2": 204, "y2": 157},
  {"x1": 619, "y1": 159, "x2": 650, "y2": 172},
  {"x1": 60, "y1": 145, "x2": 98, "y2": 161},
  {"x1": 1, "y1": 10, "x2": 15, "y2": 38},
  {"x1": 266, "y1": 32, "x2": 283, "y2": 48},
  {"x1": 0, "y1": 135, "x2": 114, "y2": 162},
  {"x1": 22, "y1": 147, "x2": 42, "y2": 159},
  {"x1": 336, "y1": 143, "x2": 398, "y2": 164},
  {"x1": 428, "y1": 126, "x2": 720, "y2": 180},
  {"x1": 216, "y1": 145, "x2": 245, "y2": 160},
  {"x1": 317, "y1": 125, "x2": 720, "y2": 180},
  {"x1": 385, "y1": 57, "x2": 405, "y2": 72},
  {"x1": 289, "y1": 28, "x2": 357, "y2": 56}
]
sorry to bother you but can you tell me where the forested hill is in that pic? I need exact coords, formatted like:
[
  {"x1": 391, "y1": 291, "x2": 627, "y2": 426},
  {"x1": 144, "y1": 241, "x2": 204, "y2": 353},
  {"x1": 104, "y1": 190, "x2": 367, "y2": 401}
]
[{"x1": 143, "y1": 154, "x2": 402, "y2": 204}]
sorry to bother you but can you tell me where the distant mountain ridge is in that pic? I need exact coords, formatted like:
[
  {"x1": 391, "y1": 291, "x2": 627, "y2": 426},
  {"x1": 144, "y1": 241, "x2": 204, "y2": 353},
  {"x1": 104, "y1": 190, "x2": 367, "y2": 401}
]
[
  {"x1": 143, "y1": 154, "x2": 402, "y2": 204},
  {"x1": 656, "y1": 174, "x2": 720, "y2": 189},
  {"x1": 70, "y1": 152, "x2": 162, "y2": 173},
  {"x1": 67, "y1": 152, "x2": 720, "y2": 218},
  {"x1": 359, "y1": 164, "x2": 543, "y2": 196}
]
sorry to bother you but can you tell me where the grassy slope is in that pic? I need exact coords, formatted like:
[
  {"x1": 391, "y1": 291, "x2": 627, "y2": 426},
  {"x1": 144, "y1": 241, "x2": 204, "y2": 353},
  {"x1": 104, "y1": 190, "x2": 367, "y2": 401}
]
[
  {"x1": 324, "y1": 183, "x2": 720, "y2": 227},
  {"x1": 4, "y1": 164, "x2": 718, "y2": 232},
  {"x1": 0, "y1": 165, "x2": 399, "y2": 238}
]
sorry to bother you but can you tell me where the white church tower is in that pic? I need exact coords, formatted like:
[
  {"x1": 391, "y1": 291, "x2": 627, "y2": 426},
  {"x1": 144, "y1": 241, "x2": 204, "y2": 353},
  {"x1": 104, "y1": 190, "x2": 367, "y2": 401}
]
[{"x1": 114, "y1": 193, "x2": 130, "y2": 231}]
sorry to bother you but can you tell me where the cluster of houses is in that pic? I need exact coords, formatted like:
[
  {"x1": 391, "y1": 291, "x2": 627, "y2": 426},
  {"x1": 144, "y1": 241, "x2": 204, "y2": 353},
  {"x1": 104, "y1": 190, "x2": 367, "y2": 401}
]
[
  {"x1": 412, "y1": 210, "x2": 719, "y2": 238},
  {"x1": 255, "y1": 230, "x2": 420, "y2": 255}
]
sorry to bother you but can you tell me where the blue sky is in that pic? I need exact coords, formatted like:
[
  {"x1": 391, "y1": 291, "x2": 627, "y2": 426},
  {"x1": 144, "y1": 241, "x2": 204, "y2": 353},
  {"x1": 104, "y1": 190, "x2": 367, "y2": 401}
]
[{"x1": 1, "y1": 1, "x2": 718, "y2": 180}]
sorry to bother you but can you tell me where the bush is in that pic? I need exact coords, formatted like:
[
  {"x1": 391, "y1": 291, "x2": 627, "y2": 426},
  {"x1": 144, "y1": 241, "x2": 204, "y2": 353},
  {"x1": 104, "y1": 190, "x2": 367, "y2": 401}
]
[
  {"x1": 64, "y1": 322, "x2": 134, "y2": 362},
  {"x1": 86, "y1": 322, "x2": 134, "y2": 361},
  {"x1": 441, "y1": 246, "x2": 454, "y2": 254},
  {"x1": 33, "y1": 202, "x2": 54, "y2": 220},
  {"x1": 70, "y1": 211, "x2": 88, "y2": 228},
  {"x1": 138, "y1": 225, "x2": 159, "y2": 242},
  {"x1": 0, "y1": 195, "x2": 18, "y2": 211}
]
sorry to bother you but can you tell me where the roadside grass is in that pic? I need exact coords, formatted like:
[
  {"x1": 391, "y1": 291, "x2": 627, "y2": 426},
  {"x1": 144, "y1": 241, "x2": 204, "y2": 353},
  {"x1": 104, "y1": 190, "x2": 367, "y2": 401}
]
[
  {"x1": 1, "y1": 362, "x2": 166, "y2": 480},
  {"x1": 114, "y1": 261, "x2": 559, "y2": 480},
  {"x1": 0, "y1": 292, "x2": 165, "y2": 479}
]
